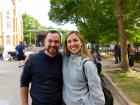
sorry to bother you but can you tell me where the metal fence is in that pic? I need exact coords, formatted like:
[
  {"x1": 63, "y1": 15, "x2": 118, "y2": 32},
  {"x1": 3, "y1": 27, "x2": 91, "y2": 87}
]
[{"x1": 98, "y1": 45, "x2": 140, "y2": 55}]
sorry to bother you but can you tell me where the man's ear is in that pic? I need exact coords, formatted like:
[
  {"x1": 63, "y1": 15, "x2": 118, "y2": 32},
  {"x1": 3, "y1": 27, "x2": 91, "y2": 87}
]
[{"x1": 44, "y1": 39, "x2": 46, "y2": 45}]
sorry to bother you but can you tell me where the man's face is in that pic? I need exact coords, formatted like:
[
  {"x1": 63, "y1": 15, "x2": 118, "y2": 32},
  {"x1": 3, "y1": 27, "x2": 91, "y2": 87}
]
[{"x1": 44, "y1": 33, "x2": 61, "y2": 57}]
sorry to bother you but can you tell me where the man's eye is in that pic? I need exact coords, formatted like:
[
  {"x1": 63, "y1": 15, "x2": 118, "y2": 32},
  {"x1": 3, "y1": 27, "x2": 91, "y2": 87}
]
[
  {"x1": 48, "y1": 39, "x2": 59, "y2": 43},
  {"x1": 54, "y1": 40, "x2": 59, "y2": 43},
  {"x1": 48, "y1": 40, "x2": 53, "y2": 43}
]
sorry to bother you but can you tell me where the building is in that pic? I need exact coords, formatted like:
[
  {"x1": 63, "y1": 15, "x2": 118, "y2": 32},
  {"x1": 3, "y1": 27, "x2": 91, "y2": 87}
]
[
  {"x1": 34, "y1": 30, "x2": 47, "y2": 47},
  {"x1": 0, "y1": 0, "x2": 23, "y2": 59}
]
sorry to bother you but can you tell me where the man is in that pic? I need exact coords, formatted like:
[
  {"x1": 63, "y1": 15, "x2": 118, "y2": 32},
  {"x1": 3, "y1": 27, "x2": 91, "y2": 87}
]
[
  {"x1": 20, "y1": 30, "x2": 63, "y2": 105},
  {"x1": 114, "y1": 44, "x2": 121, "y2": 63},
  {"x1": 15, "y1": 41, "x2": 26, "y2": 67}
]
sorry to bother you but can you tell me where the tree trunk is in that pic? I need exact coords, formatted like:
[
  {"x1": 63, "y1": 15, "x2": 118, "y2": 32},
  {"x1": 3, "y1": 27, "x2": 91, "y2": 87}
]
[{"x1": 115, "y1": 0, "x2": 129, "y2": 72}]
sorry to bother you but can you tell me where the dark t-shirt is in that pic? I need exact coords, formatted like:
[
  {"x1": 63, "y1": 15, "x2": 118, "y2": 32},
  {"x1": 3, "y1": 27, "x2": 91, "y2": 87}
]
[
  {"x1": 20, "y1": 50, "x2": 63, "y2": 105},
  {"x1": 15, "y1": 44, "x2": 25, "y2": 56},
  {"x1": 114, "y1": 45, "x2": 120, "y2": 55}
]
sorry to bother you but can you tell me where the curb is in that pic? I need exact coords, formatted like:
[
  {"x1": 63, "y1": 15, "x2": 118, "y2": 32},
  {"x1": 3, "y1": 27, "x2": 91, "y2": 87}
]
[{"x1": 103, "y1": 72, "x2": 137, "y2": 105}]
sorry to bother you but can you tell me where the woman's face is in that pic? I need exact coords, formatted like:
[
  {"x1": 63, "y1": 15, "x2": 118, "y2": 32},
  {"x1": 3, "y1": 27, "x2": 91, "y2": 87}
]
[{"x1": 67, "y1": 33, "x2": 83, "y2": 54}]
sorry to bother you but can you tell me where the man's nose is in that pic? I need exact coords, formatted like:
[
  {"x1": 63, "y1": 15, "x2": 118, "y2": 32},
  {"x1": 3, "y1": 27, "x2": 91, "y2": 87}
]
[{"x1": 51, "y1": 41, "x2": 57, "y2": 46}]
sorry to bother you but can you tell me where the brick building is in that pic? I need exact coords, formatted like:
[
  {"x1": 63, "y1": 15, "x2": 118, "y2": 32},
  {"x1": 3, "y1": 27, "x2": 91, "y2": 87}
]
[{"x1": 0, "y1": 0, "x2": 23, "y2": 59}]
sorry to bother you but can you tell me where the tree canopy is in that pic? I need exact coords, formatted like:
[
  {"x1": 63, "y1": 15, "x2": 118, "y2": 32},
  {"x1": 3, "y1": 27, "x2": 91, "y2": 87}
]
[
  {"x1": 22, "y1": 13, "x2": 69, "y2": 45},
  {"x1": 49, "y1": 0, "x2": 140, "y2": 44},
  {"x1": 22, "y1": 13, "x2": 42, "y2": 45}
]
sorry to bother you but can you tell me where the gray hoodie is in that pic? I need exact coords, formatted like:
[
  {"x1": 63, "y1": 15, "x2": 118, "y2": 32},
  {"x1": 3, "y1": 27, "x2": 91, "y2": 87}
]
[{"x1": 62, "y1": 53, "x2": 105, "y2": 105}]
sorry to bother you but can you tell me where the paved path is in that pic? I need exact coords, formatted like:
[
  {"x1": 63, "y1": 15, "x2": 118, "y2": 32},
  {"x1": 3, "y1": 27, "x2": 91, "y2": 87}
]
[
  {"x1": 0, "y1": 61, "x2": 22, "y2": 105},
  {"x1": 101, "y1": 54, "x2": 140, "y2": 105},
  {"x1": 101, "y1": 54, "x2": 140, "y2": 72}
]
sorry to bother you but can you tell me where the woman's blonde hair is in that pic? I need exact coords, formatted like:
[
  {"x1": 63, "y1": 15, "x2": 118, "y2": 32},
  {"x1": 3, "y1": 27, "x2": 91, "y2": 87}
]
[{"x1": 64, "y1": 31, "x2": 92, "y2": 59}]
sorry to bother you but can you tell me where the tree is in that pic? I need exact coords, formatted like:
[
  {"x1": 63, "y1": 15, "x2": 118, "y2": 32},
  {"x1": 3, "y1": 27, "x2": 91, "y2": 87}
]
[
  {"x1": 49, "y1": 0, "x2": 140, "y2": 72},
  {"x1": 49, "y1": 0, "x2": 118, "y2": 44},
  {"x1": 115, "y1": 0, "x2": 129, "y2": 72},
  {"x1": 49, "y1": 0, "x2": 140, "y2": 43},
  {"x1": 115, "y1": 0, "x2": 140, "y2": 72},
  {"x1": 22, "y1": 13, "x2": 42, "y2": 45},
  {"x1": 57, "y1": 28, "x2": 69, "y2": 43}
]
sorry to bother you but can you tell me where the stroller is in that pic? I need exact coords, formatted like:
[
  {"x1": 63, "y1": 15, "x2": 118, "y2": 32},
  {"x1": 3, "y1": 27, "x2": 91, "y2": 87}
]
[{"x1": 8, "y1": 51, "x2": 17, "y2": 61}]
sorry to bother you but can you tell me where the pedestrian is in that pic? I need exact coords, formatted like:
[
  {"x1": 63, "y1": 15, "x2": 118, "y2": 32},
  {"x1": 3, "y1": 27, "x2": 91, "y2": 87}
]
[
  {"x1": 114, "y1": 44, "x2": 121, "y2": 63},
  {"x1": 128, "y1": 43, "x2": 135, "y2": 67},
  {"x1": 95, "y1": 43, "x2": 99, "y2": 54},
  {"x1": 20, "y1": 30, "x2": 63, "y2": 105},
  {"x1": 92, "y1": 51, "x2": 102, "y2": 75},
  {"x1": 15, "y1": 41, "x2": 26, "y2": 67},
  {"x1": 0, "y1": 48, "x2": 4, "y2": 61},
  {"x1": 90, "y1": 44, "x2": 95, "y2": 54},
  {"x1": 63, "y1": 31, "x2": 105, "y2": 105},
  {"x1": 24, "y1": 41, "x2": 28, "y2": 47}
]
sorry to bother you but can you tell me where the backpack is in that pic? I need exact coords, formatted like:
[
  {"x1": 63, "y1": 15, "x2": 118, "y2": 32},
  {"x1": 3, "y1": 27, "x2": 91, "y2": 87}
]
[{"x1": 83, "y1": 60, "x2": 114, "y2": 105}]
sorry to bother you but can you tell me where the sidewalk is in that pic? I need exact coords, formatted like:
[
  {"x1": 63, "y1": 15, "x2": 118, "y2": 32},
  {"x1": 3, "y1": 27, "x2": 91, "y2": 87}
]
[
  {"x1": 101, "y1": 54, "x2": 140, "y2": 72},
  {"x1": 101, "y1": 54, "x2": 139, "y2": 105},
  {"x1": 0, "y1": 61, "x2": 22, "y2": 105}
]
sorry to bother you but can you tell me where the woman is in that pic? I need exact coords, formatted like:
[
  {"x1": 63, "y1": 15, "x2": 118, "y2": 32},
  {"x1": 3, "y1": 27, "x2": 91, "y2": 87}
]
[{"x1": 63, "y1": 31, "x2": 105, "y2": 105}]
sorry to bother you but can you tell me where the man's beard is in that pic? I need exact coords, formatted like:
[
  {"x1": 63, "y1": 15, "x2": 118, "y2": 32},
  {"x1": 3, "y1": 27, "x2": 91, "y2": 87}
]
[{"x1": 45, "y1": 46, "x2": 59, "y2": 57}]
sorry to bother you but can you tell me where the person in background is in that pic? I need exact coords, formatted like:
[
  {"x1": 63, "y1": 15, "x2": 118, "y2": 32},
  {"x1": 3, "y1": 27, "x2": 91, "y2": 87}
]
[
  {"x1": 128, "y1": 43, "x2": 135, "y2": 67},
  {"x1": 114, "y1": 44, "x2": 121, "y2": 64},
  {"x1": 20, "y1": 30, "x2": 63, "y2": 105},
  {"x1": 15, "y1": 41, "x2": 26, "y2": 67},
  {"x1": 0, "y1": 48, "x2": 4, "y2": 61},
  {"x1": 92, "y1": 50, "x2": 102, "y2": 75},
  {"x1": 95, "y1": 43, "x2": 99, "y2": 54},
  {"x1": 63, "y1": 31, "x2": 105, "y2": 105},
  {"x1": 24, "y1": 41, "x2": 28, "y2": 47}
]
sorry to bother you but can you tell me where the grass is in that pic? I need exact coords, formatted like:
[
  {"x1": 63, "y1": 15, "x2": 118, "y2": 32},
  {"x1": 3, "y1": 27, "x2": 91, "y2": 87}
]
[{"x1": 107, "y1": 70, "x2": 140, "y2": 105}]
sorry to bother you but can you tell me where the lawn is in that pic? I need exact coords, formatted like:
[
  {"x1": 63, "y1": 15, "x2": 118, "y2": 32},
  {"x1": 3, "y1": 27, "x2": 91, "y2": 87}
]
[{"x1": 107, "y1": 70, "x2": 140, "y2": 105}]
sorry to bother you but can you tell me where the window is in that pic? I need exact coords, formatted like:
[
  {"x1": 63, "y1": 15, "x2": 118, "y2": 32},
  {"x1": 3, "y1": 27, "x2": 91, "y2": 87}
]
[{"x1": 6, "y1": 10, "x2": 11, "y2": 29}]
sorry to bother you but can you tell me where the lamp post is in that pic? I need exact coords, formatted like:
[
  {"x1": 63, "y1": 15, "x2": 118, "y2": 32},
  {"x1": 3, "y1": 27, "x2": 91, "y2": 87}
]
[{"x1": 30, "y1": 34, "x2": 31, "y2": 46}]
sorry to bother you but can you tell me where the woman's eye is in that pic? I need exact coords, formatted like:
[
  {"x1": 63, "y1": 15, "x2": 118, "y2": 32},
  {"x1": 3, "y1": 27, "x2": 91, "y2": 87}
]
[
  {"x1": 67, "y1": 39, "x2": 79, "y2": 43},
  {"x1": 67, "y1": 40, "x2": 71, "y2": 43},
  {"x1": 73, "y1": 39, "x2": 78, "y2": 42}
]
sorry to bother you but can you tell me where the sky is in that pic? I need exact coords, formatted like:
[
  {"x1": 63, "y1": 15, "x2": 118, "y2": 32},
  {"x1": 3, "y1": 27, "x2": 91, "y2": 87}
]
[{"x1": 21, "y1": 0, "x2": 77, "y2": 30}]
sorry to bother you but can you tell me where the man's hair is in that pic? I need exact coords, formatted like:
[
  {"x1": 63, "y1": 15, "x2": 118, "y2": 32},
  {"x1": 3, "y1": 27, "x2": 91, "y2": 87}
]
[
  {"x1": 19, "y1": 41, "x2": 23, "y2": 44},
  {"x1": 45, "y1": 29, "x2": 61, "y2": 39}
]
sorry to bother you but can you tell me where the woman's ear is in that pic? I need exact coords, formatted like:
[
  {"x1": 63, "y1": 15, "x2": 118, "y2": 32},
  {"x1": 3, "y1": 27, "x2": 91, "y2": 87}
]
[{"x1": 81, "y1": 43, "x2": 84, "y2": 47}]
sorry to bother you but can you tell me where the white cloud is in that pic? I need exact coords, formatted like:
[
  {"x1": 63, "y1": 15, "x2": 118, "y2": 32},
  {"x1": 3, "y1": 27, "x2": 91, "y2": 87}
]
[{"x1": 21, "y1": 0, "x2": 77, "y2": 30}]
